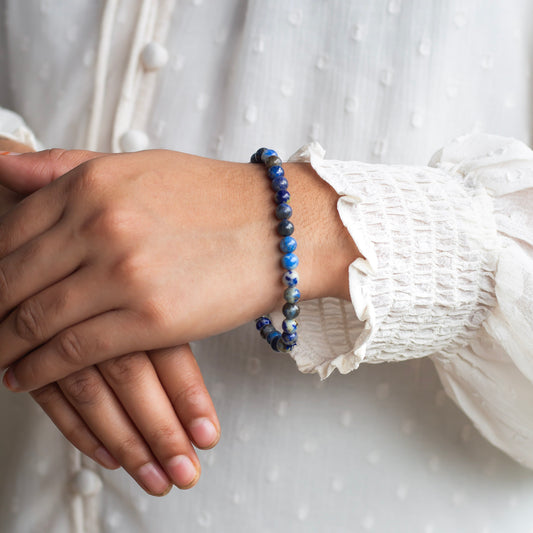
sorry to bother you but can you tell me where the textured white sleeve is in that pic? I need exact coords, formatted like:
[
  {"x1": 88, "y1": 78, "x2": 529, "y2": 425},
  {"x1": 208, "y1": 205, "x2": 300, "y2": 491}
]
[
  {"x1": 280, "y1": 133, "x2": 533, "y2": 470},
  {"x1": 0, "y1": 107, "x2": 42, "y2": 150}
]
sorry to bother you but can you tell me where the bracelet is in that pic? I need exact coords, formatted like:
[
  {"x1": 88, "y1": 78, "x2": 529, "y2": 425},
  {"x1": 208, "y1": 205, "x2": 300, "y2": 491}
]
[{"x1": 251, "y1": 147, "x2": 300, "y2": 353}]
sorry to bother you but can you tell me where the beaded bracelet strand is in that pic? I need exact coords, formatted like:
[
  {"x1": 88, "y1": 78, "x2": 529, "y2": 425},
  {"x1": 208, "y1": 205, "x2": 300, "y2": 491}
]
[{"x1": 251, "y1": 147, "x2": 300, "y2": 353}]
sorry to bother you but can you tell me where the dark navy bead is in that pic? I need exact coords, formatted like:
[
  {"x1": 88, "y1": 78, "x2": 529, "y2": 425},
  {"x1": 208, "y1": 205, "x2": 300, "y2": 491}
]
[
  {"x1": 282, "y1": 318, "x2": 298, "y2": 333},
  {"x1": 277, "y1": 219, "x2": 294, "y2": 236},
  {"x1": 276, "y1": 337, "x2": 293, "y2": 352},
  {"x1": 261, "y1": 149, "x2": 278, "y2": 162},
  {"x1": 265, "y1": 155, "x2": 282, "y2": 167},
  {"x1": 271, "y1": 176, "x2": 288, "y2": 192},
  {"x1": 284, "y1": 287, "x2": 300, "y2": 303},
  {"x1": 282, "y1": 270, "x2": 299, "y2": 287},
  {"x1": 268, "y1": 165, "x2": 284, "y2": 179},
  {"x1": 275, "y1": 190, "x2": 290, "y2": 204},
  {"x1": 255, "y1": 147, "x2": 267, "y2": 161},
  {"x1": 281, "y1": 331, "x2": 298, "y2": 345},
  {"x1": 283, "y1": 303, "x2": 300, "y2": 319},
  {"x1": 280, "y1": 236, "x2": 297, "y2": 253},
  {"x1": 260, "y1": 324, "x2": 276, "y2": 339},
  {"x1": 256, "y1": 316, "x2": 271, "y2": 330},
  {"x1": 266, "y1": 329, "x2": 281, "y2": 344},
  {"x1": 281, "y1": 253, "x2": 298, "y2": 270},
  {"x1": 269, "y1": 331, "x2": 282, "y2": 351},
  {"x1": 275, "y1": 203, "x2": 292, "y2": 220}
]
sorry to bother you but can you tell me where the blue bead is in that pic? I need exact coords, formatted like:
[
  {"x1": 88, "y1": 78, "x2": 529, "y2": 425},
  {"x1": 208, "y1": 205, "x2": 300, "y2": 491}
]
[
  {"x1": 282, "y1": 270, "x2": 299, "y2": 287},
  {"x1": 276, "y1": 337, "x2": 293, "y2": 353},
  {"x1": 255, "y1": 316, "x2": 271, "y2": 330},
  {"x1": 275, "y1": 203, "x2": 292, "y2": 220},
  {"x1": 278, "y1": 219, "x2": 294, "y2": 236},
  {"x1": 280, "y1": 236, "x2": 297, "y2": 253},
  {"x1": 283, "y1": 303, "x2": 300, "y2": 319},
  {"x1": 275, "y1": 190, "x2": 290, "y2": 204},
  {"x1": 281, "y1": 253, "x2": 299, "y2": 269},
  {"x1": 260, "y1": 324, "x2": 276, "y2": 339},
  {"x1": 282, "y1": 319, "x2": 298, "y2": 333},
  {"x1": 284, "y1": 287, "x2": 300, "y2": 303},
  {"x1": 266, "y1": 330, "x2": 280, "y2": 344},
  {"x1": 268, "y1": 165, "x2": 284, "y2": 179},
  {"x1": 269, "y1": 331, "x2": 282, "y2": 351},
  {"x1": 281, "y1": 331, "x2": 298, "y2": 345},
  {"x1": 265, "y1": 155, "x2": 282, "y2": 168},
  {"x1": 271, "y1": 176, "x2": 288, "y2": 192},
  {"x1": 261, "y1": 149, "x2": 278, "y2": 162},
  {"x1": 255, "y1": 147, "x2": 267, "y2": 161}
]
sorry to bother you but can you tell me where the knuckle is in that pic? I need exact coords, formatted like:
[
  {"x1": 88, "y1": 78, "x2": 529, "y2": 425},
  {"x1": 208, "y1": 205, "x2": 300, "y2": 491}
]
[
  {"x1": 102, "y1": 352, "x2": 150, "y2": 387},
  {"x1": 14, "y1": 299, "x2": 46, "y2": 341},
  {"x1": 0, "y1": 263, "x2": 10, "y2": 303},
  {"x1": 114, "y1": 434, "x2": 143, "y2": 461},
  {"x1": 172, "y1": 381, "x2": 206, "y2": 412},
  {"x1": 31, "y1": 383, "x2": 62, "y2": 407},
  {"x1": 56, "y1": 329, "x2": 86, "y2": 366},
  {"x1": 147, "y1": 424, "x2": 180, "y2": 447},
  {"x1": 82, "y1": 207, "x2": 134, "y2": 246},
  {"x1": 61, "y1": 368, "x2": 103, "y2": 406}
]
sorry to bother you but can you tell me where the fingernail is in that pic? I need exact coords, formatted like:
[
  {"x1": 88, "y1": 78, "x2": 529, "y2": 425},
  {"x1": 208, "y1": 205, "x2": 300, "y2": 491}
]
[
  {"x1": 167, "y1": 455, "x2": 198, "y2": 489},
  {"x1": 2, "y1": 368, "x2": 20, "y2": 391},
  {"x1": 189, "y1": 418, "x2": 219, "y2": 448},
  {"x1": 0, "y1": 152, "x2": 21, "y2": 156},
  {"x1": 137, "y1": 462, "x2": 172, "y2": 496},
  {"x1": 94, "y1": 446, "x2": 120, "y2": 469}
]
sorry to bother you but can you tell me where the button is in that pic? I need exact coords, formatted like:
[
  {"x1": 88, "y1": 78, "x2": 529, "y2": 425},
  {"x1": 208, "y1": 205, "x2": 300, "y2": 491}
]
[
  {"x1": 119, "y1": 129, "x2": 149, "y2": 152},
  {"x1": 141, "y1": 42, "x2": 169, "y2": 71},
  {"x1": 70, "y1": 468, "x2": 103, "y2": 496}
]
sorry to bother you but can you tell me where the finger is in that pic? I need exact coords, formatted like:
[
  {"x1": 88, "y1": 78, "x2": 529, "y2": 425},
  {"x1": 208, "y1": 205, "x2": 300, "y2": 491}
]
[
  {"x1": 99, "y1": 351, "x2": 201, "y2": 489},
  {"x1": 151, "y1": 345, "x2": 220, "y2": 450},
  {"x1": 0, "y1": 149, "x2": 103, "y2": 194},
  {"x1": 0, "y1": 266, "x2": 117, "y2": 368},
  {"x1": 58, "y1": 365, "x2": 173, "y2": 496},
  {"x1": 30, "y1": 381, "x2": 120, "y2": 470},
  {"x1": 3, "y1": 309, "x2": 149, "y2": 391},
  {"x1": 0, "y1": 224, "x2": 83, "y2": 321}
]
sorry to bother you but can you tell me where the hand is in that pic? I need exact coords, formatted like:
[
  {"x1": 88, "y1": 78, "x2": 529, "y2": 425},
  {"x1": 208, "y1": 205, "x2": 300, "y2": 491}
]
[
  {"x1": 0, "y1": 147, "x2": 357, "y2": 391},
  {"x1": 0, "y1": 144, "x2": 220, "y2": 493}
]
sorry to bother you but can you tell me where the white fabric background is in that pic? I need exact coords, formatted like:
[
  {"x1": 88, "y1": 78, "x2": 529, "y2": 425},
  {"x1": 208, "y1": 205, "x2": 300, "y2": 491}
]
[{"x1": 1, "y1": 1, "x2": 533, "y2": 532}]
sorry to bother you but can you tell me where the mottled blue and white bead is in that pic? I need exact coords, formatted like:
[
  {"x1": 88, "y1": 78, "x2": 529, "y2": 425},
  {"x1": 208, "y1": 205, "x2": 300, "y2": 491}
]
[
  {"x1": 282, "y1": 270, "x2": 299, "y2": 287},
  {"x1": 275, "y1": 189, "x2": 290, "y2": 204},
  {"x1": 281, "y1": 253, "x2": 298, "y2": 270},
  {"x1": 260, "y1": 324, "x2": 276, "y2": 339},
  {"x1": 277, "y1": 219, "x2": 294, "y2": 236},
  {"x1": 280, "y1": 236, "x2": 297, "y2": 253},
  {"x1": 281, "y1": 331, "x2": 298, "y2": 345},
  {"x1": 284, "y1": 287, "x2": 300, "y2": 303},
  {"x1": 276, "y1": 337, "x2": 293, "y2": 353},
  {"x1": 275, "y1": 203, "x2": 292, "y2": 220},
  {"x1": 261, "y1": 148, "x2": 278, "y2": 162},
  {"x1": 255, "y1": 316, "x2": 271, "y2": 330},
  {"x1": 271, "y1": 176, "x2": 288, "y2": 192},
  {"x1": 268, "y1": 165, "x2": 284, "y2": 179},
  {"x1": 282, "y1": 318, "x2": 298, "y2": 333},
  {"x1": 269, "y1": 331, "x2": 282, "y2": 351}
]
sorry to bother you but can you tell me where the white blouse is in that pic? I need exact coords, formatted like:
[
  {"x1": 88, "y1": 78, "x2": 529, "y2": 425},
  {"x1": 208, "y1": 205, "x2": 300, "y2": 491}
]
[{"x1": 1, "y1": 1, "x2": 533, "y2": 532}]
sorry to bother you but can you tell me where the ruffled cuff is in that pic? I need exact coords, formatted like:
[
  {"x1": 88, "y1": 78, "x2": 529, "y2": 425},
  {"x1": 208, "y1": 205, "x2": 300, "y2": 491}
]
[
  {"x1": 0, "y1": 107, "x2": 42, "y2": 150},
  {"x1": 282, "y1": 138, "x2": 500, "y2": 379}
]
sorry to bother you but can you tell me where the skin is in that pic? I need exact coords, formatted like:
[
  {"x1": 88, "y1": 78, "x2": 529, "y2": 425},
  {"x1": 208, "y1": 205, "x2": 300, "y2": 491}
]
[{"x1": 0, "y1": 141, "x2": 360, "y2": 493}]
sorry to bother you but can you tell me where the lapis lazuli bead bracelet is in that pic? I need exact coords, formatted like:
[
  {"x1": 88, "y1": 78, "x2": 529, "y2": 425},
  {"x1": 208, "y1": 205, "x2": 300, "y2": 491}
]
[{"x1": 251, "y1": 147, "x2": 300, "y2": 353}]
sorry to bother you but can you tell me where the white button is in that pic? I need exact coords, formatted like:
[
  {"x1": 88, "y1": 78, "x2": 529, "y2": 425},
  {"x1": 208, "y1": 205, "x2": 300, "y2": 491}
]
[
  {"x1": 119, "y1": 130, "x2": 149, "y2": 152},
  {"x1": 70, "y1": 468, "x2": 103, "y2": 496},
  {"x1": 141, "y1": 42, "x2": 169, "y2": 71}
]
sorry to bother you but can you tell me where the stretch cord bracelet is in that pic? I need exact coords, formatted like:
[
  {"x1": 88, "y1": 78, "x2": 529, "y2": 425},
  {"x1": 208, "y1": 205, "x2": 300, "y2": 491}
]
[{"x1": 251, "y1": 147, "x2": 300, "y2": 353}]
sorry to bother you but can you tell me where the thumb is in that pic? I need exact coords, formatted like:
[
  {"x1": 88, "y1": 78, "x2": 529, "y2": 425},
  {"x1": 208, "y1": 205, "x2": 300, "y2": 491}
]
[{"x1": 0, "y1": 148, "x2": 104, "y2": 194}]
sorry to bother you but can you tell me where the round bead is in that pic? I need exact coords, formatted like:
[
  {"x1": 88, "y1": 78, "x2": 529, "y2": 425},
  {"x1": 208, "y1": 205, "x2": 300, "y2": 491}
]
[
  {"x1": 141, "y1": 42, "x2": 169, "y2": 71},
  {"x1": 268, "y1": 165, "x2": 284, "y2": 179},
  {"x1": 283, "y1": 303, "x2": 300, "y2": 319},
  {"x1": 284, "y1": 287, "x2": 300, "y2": 303},
  {"x1": 281, "y1": 331, "x2": 298, "y2": 345},
  {"x1": 266, "y1": 330, "x2": 281, "y2": 344},
  {"x1": 265, "y1": 155, "x2": 282, "y2": 167},
  {"x1": 269, "y1": 331, "x2": 282, "y2": 351},
  {"x1": 261, "y1": 149, "x2": 278, "y2": 162},
  {"x1": 281, "y1": 253, "x2": 299, "y2": 270},
  {"x1": 250, "y1": 153, "x2": 259, "y2": 163},
  {"x1": 276, "y1": 337, "x2": 293, "y2": 353},
  {"x1": 271, "y1": 176, "x2": 288, "y2": 192},
  {"x1": 255, "y1": 147, "x2": 267, "y2": 161},
  {"x1": 278, "y1": 219, "x2": 294, "y2": 236},
  {"x1": 275, "y1": 190, "x2": 290, "y2": 204},
  {"x1": 275, "y1": 203, "x2": 292, "y2": 220},
  {"x1": 282, "y1": 270, "x2": 299, "y2": 287},
  {"x1": 280, "y1": 236, "x2": 297, "y2": 253},
  {"x1": 282, "y1": 319, "x2": 298, "y2": 333},
  {"x1": 255, "y1": 316, "x2": 271, "y2": 330},
  {"x1": 260, "y1": 324, "x2": 276, "y2": 339}
]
